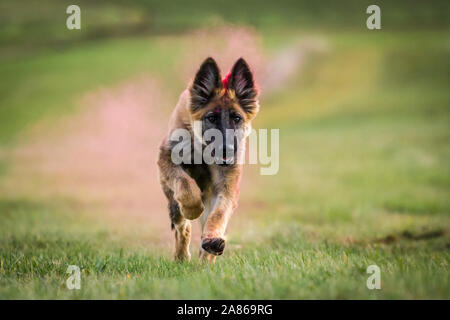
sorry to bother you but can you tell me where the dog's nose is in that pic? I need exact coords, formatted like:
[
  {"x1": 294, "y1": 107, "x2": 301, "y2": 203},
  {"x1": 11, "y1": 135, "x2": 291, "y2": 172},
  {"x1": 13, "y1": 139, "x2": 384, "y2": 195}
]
[
  {"x1": 216, "y1": 144, "x2": 235, "y2": 156},
  {"x1": 215, "y1": 143, "x2": 235, "y2": 165}
]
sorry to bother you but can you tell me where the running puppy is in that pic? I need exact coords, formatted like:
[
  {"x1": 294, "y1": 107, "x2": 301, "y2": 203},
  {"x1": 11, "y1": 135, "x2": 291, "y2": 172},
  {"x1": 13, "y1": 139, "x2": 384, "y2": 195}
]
[{"x1": 158, "y1": 57, "x2": 259, "y2": 262}]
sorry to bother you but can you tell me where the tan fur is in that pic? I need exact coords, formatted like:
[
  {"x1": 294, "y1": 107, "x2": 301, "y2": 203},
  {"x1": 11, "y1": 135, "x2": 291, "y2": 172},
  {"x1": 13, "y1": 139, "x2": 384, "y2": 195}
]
[{"x1": 157, "y1": 58, "x2": 258, "y2": 263}]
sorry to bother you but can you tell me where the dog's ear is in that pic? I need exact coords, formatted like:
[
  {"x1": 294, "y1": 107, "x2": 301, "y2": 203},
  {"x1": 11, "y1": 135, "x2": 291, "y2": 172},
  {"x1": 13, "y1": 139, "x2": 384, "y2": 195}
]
[
  {"x1": 229, "y1": 58, "x2": 259, "y2": 117},
  {"x1": 190, "y1": 57, "x2": 222, "y2": 111}
]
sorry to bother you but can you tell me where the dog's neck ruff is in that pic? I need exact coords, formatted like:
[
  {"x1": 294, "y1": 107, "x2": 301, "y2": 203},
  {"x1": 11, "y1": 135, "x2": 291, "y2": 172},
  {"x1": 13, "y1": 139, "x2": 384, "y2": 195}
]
[{"x1": 222, "y1": 71, "x2": 232, "y2": 90}]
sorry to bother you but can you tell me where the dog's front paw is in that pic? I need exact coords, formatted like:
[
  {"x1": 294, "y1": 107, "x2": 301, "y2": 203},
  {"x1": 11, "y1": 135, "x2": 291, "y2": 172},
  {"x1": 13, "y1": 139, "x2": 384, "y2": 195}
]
[
  {"x1": 174, "y1": 177, "x2": 204, "y2": 220},
  {"x1": 201, "y1": 237, "x2": 226, "y2": 256},
  {"x1": 180, "y1": 201, "x2": 204, "y2": 220}
]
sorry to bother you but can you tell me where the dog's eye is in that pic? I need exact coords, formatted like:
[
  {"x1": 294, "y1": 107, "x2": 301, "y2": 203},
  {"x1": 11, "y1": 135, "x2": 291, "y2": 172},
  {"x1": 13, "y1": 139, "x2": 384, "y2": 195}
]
[
  {"x1": 206, "y1": 115, "x2": 217, "y2": 123},
  {"x1": 232, "y1": 115, "x2": 242, "y2": 123}
]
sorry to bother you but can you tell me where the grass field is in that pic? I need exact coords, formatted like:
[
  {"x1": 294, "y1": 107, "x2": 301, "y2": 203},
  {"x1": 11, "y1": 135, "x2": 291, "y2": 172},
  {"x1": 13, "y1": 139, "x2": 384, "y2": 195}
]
[{"x1": 0, "y1": 1, "x2": 449, "y2": 299}]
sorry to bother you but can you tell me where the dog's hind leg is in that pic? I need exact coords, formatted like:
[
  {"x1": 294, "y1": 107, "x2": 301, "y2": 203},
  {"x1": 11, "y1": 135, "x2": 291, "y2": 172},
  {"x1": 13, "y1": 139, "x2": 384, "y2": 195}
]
[
  {"x1": 166, "y1": 189, "x2": 192, "y2": 261},
  {"x1": 162, "y1": 183, "x2": 192, "y2": 261},
  {"x1": 174, "y1": 218, "x2": 192, "y2": 261}
]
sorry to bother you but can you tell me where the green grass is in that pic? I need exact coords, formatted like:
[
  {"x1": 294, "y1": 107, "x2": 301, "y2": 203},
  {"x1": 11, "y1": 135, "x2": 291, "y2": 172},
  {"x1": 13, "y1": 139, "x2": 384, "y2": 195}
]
[
  {"x1": 0, "y1": 200, "x2": 448, "y2": 299},
  {"x1": 0, "y1": 1, "x2": 449, "y2": 299}
]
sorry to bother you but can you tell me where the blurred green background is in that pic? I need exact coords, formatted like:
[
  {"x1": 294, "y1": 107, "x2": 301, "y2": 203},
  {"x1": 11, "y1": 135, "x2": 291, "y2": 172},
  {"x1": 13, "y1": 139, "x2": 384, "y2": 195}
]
[{"x1": 0, "y1": 0, "x2": 449, "y2": 299}]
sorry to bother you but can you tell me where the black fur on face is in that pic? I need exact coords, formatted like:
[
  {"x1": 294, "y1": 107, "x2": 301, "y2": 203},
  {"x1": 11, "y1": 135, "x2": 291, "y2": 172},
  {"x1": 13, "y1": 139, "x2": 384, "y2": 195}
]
[
  {"x1": 189, "y1": 57, "x2": 258, "y2": 166},
  {"x1": 202, "y1": 106, "x2": 245, "y2": 166}
]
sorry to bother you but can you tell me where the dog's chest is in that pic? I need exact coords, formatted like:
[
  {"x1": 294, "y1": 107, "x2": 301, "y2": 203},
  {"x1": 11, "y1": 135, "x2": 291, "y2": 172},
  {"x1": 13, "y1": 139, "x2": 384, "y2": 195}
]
[{"x1": 182, "y1": 163, "x2": 212, "y2": 193}]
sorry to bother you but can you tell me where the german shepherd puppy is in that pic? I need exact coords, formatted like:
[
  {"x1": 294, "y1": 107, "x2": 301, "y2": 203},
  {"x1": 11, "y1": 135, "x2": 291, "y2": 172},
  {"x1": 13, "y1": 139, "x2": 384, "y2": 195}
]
[{"x1": 158, "y1": 57, "x2": 259, "y2": 262}]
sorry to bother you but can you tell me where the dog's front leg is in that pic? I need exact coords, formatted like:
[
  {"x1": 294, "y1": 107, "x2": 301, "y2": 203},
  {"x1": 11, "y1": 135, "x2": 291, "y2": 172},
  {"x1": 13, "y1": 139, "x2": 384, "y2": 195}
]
[
  {"x1": 201, "y1": 168, "x2": 240, "y2": 257},
  {"x1": 158, "y1": 144, "x2": 205, "y2": 220},
  {"x1": 201, "y1": 194, "x2": 234, "y2": 256}
]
